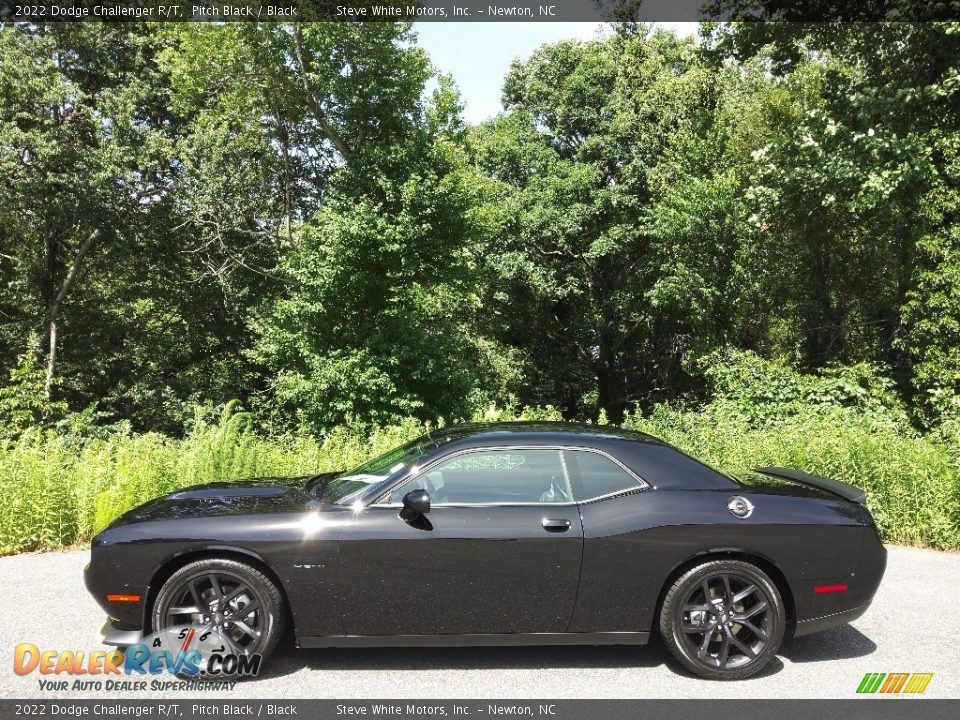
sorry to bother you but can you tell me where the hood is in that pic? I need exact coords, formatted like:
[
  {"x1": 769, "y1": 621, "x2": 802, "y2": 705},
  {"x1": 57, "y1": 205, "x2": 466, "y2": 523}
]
[
  {"x1": 107, "y1": 474, "x2": 332, "y2": 528},
  {"x1": 165, "y1": 474, "x2": 313, "y2": 500}
]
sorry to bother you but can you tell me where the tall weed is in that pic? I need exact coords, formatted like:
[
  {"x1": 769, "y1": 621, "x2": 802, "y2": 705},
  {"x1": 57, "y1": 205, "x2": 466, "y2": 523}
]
[{"x1": 1, "y1": 403, "x2": 958, "y2": 554}]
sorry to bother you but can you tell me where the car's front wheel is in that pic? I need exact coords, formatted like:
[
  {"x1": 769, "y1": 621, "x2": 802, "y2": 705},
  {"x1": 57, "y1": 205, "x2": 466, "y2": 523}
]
[
  {"x1": 659, "y1": 559, "x2": 785, "y2": 680},
  {"x1": 151, "y1": 558, "x2": 285, "y2": 678}
]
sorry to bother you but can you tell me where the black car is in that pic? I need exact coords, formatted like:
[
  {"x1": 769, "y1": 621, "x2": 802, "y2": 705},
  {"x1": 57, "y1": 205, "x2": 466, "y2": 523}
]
[{"x1": 85, "y1": 422, "x2": 886, "y2": 680}]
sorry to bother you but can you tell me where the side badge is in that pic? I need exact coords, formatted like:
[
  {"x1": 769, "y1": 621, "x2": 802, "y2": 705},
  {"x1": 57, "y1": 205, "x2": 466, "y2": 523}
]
[{"x1": 727, "y1": 496, "x2": 754, "y2": 519}]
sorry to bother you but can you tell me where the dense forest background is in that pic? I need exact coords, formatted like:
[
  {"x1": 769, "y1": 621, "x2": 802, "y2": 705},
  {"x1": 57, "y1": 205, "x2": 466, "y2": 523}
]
[{"x1": 2, "y1": 21, "x2": 960, "y2": 553}]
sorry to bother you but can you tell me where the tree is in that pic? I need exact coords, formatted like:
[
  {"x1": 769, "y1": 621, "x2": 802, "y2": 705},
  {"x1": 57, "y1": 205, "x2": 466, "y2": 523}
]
[
  {"x1": 1, "y1": 24, "x2": 280, "y2": 432},
  {"x1": 711, "y1": 22, "x2": 960, "y2": 419},
  {"x1": 0, "y1": 24, "x2": 175, "y2": 398},
  {"x1": 5, "y1": 20, "x2": 960, "y2": 433},
  {"x1": 474, "y1": 29, "x2": 746, "y2": 421},
  {"x1": 231, "y1": 29, "x2": 489, "y2": 430}
]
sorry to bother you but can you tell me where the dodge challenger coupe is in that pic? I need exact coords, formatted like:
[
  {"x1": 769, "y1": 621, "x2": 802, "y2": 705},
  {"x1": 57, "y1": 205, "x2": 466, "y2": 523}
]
[{"x1": 85, "y1": 422, "x2": 886, "y2": 680}]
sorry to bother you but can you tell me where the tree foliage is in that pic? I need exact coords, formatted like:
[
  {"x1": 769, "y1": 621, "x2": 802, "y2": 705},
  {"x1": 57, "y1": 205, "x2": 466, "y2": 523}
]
[
  {"x1": 474, "y1": 30, "x2": 764, "y2": 421},
  {"x1": 2, "y1": 21, "x2": 960, "y2": 433}
]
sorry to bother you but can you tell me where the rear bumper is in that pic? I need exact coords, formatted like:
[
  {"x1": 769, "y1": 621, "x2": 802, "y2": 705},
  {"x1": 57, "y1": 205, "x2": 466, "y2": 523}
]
[
  {"x1": 99, "y1": 618, "x2": 144, "y2": 647},
  {"x1": 793, "y1": 603, "x2": 870, "y2": 638},
  {"x1": 790, "y1": 528, "x2": 885, "y2": 635}
]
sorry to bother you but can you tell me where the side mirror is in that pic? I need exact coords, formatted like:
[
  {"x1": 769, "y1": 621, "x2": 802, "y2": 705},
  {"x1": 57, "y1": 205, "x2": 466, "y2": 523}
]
[{"x1": 400, "y1": 489, "x2": 431, "y2": 519}]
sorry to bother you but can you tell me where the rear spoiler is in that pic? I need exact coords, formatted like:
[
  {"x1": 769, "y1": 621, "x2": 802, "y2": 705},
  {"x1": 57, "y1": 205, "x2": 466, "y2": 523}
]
[{"x1": 756, "y1": 466, "x2": 867, "y2": 505}]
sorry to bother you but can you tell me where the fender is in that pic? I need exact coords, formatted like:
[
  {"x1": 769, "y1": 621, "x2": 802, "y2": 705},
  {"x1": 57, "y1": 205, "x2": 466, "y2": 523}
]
[{"x1": 142, "y1": 544, "x2": 283, "y2": 630}]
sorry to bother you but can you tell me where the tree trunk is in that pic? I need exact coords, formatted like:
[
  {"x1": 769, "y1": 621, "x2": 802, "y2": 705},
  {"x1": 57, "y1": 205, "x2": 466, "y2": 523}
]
[
  {"x1": 39, "y1": 231, "x2": 58, "y2": 382},
  {"x1": 45, "y1": 318, "x2": 58, "y2": 399},
  {"x1": 271, "y1": 104, "x2": 296, "y2": 249},
  {"x1": 43, "y1": 228, "x2": 100, "y2": 399},
  {"x1": 290, "y1": 25, "x2": 353, "y2": 162},
  {"x1": 597, "y1": 353, "x2": 628, "y2": 424}
]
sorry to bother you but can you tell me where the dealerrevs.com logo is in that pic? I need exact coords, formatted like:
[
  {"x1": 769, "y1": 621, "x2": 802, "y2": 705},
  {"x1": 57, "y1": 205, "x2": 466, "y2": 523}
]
[
  {"x1": 856, "y1": 673, "x2": 934, "y2": 695},
  {"x1": 13, "y1": 625, "x2": 260, "y2": 692}
]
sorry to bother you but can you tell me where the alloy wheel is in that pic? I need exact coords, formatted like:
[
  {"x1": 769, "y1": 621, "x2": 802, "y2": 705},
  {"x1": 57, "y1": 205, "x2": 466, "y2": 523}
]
[
  {"x1": 160, "y1": 571, "x2": 263, "y2": 653},
  {"x1": 677, "y1": 571, "x2": 772, "y2": 671}
]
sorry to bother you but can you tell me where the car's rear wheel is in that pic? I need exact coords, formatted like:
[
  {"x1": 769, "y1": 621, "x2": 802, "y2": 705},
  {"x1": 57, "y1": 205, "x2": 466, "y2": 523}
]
[
  {"x1": 659, "y1": 559, "x2": 785, "y2": 680},
  {"x1": 152, "y1": 558, "x2": 284, "y2": 677}
]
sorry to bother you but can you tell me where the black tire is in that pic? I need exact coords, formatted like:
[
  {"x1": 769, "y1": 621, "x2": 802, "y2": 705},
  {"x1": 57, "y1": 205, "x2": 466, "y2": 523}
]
[
  {"x1": 659, "y1": 559, "x2": 785, "y2": 680},
  {"x1": 151, "y1": 558, "x2": 285, "y2": 679}
]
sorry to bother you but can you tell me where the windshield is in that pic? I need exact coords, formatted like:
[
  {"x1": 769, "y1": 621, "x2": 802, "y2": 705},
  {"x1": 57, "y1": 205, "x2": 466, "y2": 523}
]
[{"x1": 311, "y1": 432, "x2": 443, "y2": 505}]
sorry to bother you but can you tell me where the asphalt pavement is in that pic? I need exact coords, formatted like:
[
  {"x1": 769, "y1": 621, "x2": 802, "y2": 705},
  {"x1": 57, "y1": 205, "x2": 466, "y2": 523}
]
[{"x1": 1, "y1": 545, "x2": 956, "y2": 699}]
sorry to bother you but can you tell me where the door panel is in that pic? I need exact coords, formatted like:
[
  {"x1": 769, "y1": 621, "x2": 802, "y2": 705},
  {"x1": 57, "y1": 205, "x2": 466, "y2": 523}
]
[{"x1": 336, "y1": 504, "x2": 584, "y2": 636}]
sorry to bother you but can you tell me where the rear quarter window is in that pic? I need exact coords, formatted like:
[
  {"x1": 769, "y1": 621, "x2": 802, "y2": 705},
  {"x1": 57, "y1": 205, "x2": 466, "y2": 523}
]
[{"x1": 565, "y1": 450, "x2": 642, "y2": 500}]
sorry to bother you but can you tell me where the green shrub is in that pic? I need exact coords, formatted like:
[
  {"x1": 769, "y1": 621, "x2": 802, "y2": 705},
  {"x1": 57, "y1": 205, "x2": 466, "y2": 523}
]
[
  {"x1": 699, "y1": 349, "x2": 910, "y2": 429},
  {"x1": 0, "y1": 349, "x2": 68, "y2": 439}
]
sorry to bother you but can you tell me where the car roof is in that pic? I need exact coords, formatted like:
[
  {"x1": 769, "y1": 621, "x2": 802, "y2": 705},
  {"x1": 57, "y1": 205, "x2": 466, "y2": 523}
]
[{"x1": 420, "y1": 421, "x2": 666, "y2": 449}]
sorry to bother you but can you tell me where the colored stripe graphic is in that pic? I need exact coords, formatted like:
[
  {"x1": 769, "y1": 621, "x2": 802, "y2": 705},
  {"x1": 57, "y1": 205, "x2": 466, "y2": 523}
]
[
  {"x1": 904, "y1": 673, "x2": 933, "y2": 694},
  {"x1": 880, "y1": 673, "x2": 909, "y2": 693},
  {"x1": 857, "y1": 672, "x2": 933, "y2": 694},
  {"x1": 857, "y1": 673, "x2": 885, "y2": 693}
]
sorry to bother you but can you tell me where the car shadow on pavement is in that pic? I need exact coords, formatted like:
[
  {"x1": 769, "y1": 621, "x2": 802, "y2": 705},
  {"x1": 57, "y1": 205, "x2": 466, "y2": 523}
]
[
  {"x1": 257, "y1": 638, "x2": 671, "y2": 680},
  {"x1": 779, "y1": 624, "x2": 877, "y2": 663},
  {"x1": 253, "y1": 624, "x2": 876, "y2": 682}
]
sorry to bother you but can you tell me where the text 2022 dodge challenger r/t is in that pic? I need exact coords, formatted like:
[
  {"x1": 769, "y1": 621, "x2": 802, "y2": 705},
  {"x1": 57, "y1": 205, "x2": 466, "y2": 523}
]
[{"x1": 85, "y1": 422, "x2": 886, "y2": 680}]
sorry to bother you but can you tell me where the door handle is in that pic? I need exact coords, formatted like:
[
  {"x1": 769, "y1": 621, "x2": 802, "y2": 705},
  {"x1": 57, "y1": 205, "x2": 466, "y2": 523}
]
[{"x1": 542, "y1": 518, "x2": 572, "y2": 532}]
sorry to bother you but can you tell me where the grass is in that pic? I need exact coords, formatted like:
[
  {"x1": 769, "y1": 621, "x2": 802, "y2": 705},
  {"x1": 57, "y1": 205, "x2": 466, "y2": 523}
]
[
  {"x1": 0, "y1": 404, "x2": 958, "y2": 555},
  {"x1": 0, "y1": 412, "x2": 428, "y2": 555}
]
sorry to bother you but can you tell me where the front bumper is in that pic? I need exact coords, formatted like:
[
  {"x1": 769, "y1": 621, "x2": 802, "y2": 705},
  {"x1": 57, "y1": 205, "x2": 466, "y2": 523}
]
[
  {"x1": 85, "y1": 555, "x2": 147, "y2": 628},
  {"x1": 100, "y1": 618, "x2": 144, "y2": 647}
]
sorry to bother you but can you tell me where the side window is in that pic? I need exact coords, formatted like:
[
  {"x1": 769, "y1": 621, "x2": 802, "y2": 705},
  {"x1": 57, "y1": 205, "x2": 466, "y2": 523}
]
[
  {"x1": 565, "y1": 450, "x2": 641, "y2": 501},
  {"x1": 387, "y1": 449, "x2": 571, "y2": 505}
]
